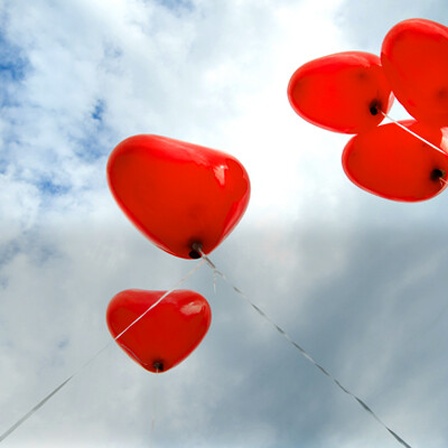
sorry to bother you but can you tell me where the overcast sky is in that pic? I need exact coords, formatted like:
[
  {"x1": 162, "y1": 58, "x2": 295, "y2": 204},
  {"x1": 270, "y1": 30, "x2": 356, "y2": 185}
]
[{"x1": 1, "y1": 0, "x2": 448, "y2": 447}]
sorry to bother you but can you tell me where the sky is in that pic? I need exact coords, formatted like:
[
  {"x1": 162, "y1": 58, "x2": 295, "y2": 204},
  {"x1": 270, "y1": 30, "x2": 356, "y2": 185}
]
[{"x1": 1, "y1": 0, "x2": 448, "y2": 447}]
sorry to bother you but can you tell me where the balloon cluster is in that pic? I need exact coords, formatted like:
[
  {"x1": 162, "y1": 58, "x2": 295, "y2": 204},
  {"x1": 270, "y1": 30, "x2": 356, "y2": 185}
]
[
  {"x1": 106, "y1": 135, "x2": 250, "y2": 373},
  {"x1": 104, "y1": 17, "x2": 448, "y2": 374},
  {"x1": 288, "y1": 18, "x2": 448, "y2": 202}
]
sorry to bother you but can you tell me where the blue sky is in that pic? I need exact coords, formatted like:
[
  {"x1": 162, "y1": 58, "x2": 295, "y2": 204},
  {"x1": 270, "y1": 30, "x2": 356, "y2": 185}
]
[{"x1": 1, "y1": 1, "x2": 448, "y2": 447}]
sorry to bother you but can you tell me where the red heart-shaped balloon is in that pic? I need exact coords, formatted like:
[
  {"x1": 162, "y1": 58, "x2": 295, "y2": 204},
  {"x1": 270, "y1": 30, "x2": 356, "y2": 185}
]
[
  {"x1": 287, "y1": 51, "x2": 393, "y2": 134},
  {"x1": 107, "y1": 135, "x2": 250, "y2": 259},
  {"x1": 106, "y1": 289, "x2": 212, "y2": 373},
  {"x1": 381, "y1": 18, "x2": 448, "y2": 126},
  {"x1": 342, "y1": 120, "x2": 448, "y2": 201}
]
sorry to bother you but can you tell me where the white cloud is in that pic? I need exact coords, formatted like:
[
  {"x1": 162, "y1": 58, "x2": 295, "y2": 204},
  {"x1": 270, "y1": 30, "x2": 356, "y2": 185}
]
[{"x1": 1, "y1": 0, "x2": 448, "y2": 447}]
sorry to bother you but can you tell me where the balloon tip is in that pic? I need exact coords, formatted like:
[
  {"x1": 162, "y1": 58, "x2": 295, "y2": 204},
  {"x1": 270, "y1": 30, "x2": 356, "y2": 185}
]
[
  {"x1": 369, "y1": 99, "x2": 381, "y2": 116},
  {"x1": 430, "y1": 168, "x2": 446, "y2": 182},
  {"x1": 153, "y1": 360, "x2": 164, "y2": 372},
  {"x1": 189, "y1": 242, "x2": 203, "y2": 259}
]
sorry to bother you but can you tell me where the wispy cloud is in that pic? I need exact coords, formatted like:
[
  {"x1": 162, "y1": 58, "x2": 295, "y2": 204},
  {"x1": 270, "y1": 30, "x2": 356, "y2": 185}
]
[{"x1": 1, "y1": 1, "x2": 448, "y2": 447}]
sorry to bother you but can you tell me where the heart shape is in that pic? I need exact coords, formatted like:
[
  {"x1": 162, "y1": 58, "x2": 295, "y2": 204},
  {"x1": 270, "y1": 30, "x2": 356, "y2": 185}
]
[
  {"x1": 106, "y1": 289, "x2": 212, "y2": 373},
  {"x1": 287, "y1": 51, "x2": 393, "y2": 133},
  {"x1": 381, "y1": 18, "x2": 448, "y2": 126},
  {"x1": 342, "y1": 120, "x2": 448, "y2": 201},
  {"x1": 107, "y1": 134, "x2": 250, "y2": 259}
]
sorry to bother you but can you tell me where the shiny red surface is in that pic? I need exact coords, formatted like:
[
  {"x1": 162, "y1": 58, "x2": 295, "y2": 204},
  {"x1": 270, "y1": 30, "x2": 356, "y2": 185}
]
[
  {"x1": 342, "y1": 121, "x2": 448, "y2": 201},
  {"x1": 107, "y1": 134, "x2": 250, "y2": 259},
  {"x1": 288, "y1": 51, "x2": 393, "y2": 134},
  {"x1": 381, "y1": 18, "x2": 448, "y2": 127},
  {"x1": 106, "y1": 289, "x2": 212, "y2": 373}
]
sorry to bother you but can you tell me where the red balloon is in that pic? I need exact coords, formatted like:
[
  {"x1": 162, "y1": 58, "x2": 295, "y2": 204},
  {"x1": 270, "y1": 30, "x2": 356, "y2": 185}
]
[
  {"x1": 287, "y1": 51, "x2": 393, "y2": 134},
  {"x1": 342, "y1": 120, "x2": 448, "y2": 201},
  {"x1": 106, "y1": 289, "x2": 212, "y2": 373},
  {"x1": 107, "y1": 134, "x2": 250, "y2": 259},
  {"x1": 381, "y1": 18, "x2": 448, "y2": 126}
]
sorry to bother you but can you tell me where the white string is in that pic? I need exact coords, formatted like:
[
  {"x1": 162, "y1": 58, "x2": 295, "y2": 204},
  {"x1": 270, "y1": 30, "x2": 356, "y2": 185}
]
[
  {"x1": 1, "y1": 243, "x2": 418, "y2": 448},
  {"x1": 197, "y1": 249, "x2": 413, "y2": 448},
  {"x1": 0, "y1": 259, "x2": 206, "y2": 444},
  {"x1": 381, "y1": 111, "x2": 446, "y2": 156},
  {"x1": 149, "y1": 368, "x2": 160, "y2": 448}
]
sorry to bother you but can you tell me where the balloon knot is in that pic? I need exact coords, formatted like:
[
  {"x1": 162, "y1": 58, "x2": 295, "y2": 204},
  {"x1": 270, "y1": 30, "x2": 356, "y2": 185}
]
[
  {"x1": 430, "y1": 168, "x2": 446, "y2": 181},
  {"x1": 189, "y1": 242, "x2": 203, "y2": 259},
  {"x1": 369, "y1": 99, "x2": 381, "y2": 116},
  {"x1": 153, "y1": 360, "x2": 164, "y2": 372}
]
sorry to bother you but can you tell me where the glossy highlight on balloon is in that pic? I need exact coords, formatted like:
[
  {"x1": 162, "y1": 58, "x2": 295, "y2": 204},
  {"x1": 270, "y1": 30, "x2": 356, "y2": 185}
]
[
  {"x1": 107, "y1": 134, "x2": 251, "y2": 259},
  {"x1": 342, "y1": 120, "x2": 448, "y2": 201},
  {"x1": 287, "y1": 51, "x2": 393, "y2": 134},
  {"x1": 106, "y1": 289, "x2": 212, "y2": 373},
  {"x1": 381, "y1": 18, "x2": 448, "y2": 127}
]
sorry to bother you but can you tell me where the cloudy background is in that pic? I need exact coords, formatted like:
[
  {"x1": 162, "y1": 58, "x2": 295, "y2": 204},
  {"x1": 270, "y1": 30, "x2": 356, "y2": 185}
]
[{"x1": 1, "y1": 0, "x2": 448, "y2": 447}]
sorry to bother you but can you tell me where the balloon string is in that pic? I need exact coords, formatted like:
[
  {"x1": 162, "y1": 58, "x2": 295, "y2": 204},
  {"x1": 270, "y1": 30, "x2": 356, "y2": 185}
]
[
  {"x1": 197, "y1": 249, "x2": 413, "y2": 448},
  {"x1": 381, "y1": 111, "x2": 446, "y2": 156},
  {"x1": 0, "y1": 259, "x2": 206, "y2": 444},
  {"x1": 149, "y1": 369, "x2": 160, "y2": 447}
]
